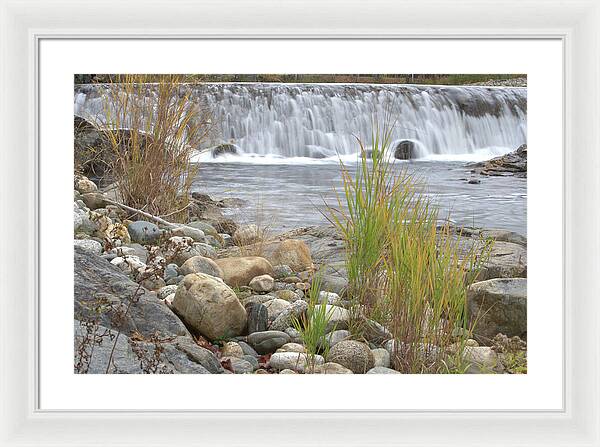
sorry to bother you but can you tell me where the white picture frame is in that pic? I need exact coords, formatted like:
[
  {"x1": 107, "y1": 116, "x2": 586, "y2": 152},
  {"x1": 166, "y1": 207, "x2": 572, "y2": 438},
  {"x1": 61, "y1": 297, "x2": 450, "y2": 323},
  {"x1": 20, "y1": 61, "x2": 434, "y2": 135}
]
[{"x1": 1, "y1": 0, "x2": 599, "y2": 445}]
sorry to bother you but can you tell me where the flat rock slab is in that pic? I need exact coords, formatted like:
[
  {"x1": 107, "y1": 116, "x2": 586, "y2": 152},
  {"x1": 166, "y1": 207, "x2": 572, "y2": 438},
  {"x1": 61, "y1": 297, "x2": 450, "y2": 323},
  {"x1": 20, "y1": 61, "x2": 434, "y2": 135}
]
[{"x1": 74, "y1": 246, "x2": 188, "y2": 338}]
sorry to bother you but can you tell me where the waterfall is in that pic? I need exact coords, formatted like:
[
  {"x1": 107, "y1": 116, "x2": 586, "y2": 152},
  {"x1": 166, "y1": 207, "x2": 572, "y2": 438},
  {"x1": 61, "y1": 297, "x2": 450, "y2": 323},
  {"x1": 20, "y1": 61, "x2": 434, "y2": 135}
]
[{"x1": 74, "y1": 83, "x2": 527, "y2": 160}]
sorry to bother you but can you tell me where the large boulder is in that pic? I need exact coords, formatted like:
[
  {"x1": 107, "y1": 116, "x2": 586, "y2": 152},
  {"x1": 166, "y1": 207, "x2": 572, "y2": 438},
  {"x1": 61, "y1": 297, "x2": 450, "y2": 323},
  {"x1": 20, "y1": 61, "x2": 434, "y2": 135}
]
[
  {"x1": 74, "y1": 322, "x2": 215, "y2": 374},
  {"x1": 179, "y1": 255, "x2": 224, "y2": 278},
  {"x1": 221, "y1": 239, "x2": 313, "y2": 273},
  {"x1": 215, "y1": 256, "x2": 274, "y2": 287},
  {"x1": 74, "y1": 246, "x2": 188, "y2": 338},
  {"x1": 267, "y1": 239, "x2": 313, "y2": 272},
  {"x1": 171, "y1": 273, "x2": 247, "y2": 340},
  {"x1": 393, "y1": 140, "x2": 415, "y2": 160},
  {"x1": 467, "y1": 278, "x2": 527, "y2": 343},
  {"x1": 327, "y1": 340, "x2": 375, "y2": 374}
]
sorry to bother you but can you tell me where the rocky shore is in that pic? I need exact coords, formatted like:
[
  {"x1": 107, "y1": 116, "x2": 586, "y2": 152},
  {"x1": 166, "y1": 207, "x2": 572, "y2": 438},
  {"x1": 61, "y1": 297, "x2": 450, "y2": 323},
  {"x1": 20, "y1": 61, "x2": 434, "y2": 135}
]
[
  {"x1": 470, "y1": 144, "x2": 527, "y2": 178},
  {"x1": 74, "y1": 175, "x2": 527, "y2": 374}
]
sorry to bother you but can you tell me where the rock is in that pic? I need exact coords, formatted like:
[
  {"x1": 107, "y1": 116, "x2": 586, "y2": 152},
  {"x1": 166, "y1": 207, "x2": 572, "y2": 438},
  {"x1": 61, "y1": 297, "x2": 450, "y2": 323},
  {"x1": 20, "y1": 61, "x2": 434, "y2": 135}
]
[
  {"x1": 314, "y1": 304, "x2": 350, "y2": 332},
  {"x1": 480, "y1": 229, "x2": 527, "y2": 247},
  {"x1": 74, "y1": 246, "x2": 188, "y2": 339},
  {"x1": 163, "y1": 263, "x2": 179, "y2": 283},
  {"x1": 279, "y1": 369, "x2": 297, "y2": 374},
  {"x1": 393, "y1": 140, "x2": 415, "y2": 160},
  {"x1": 269, "y1": 300, "x2": 308, "y2": 332},
  {"x1": 371, "y1": 348, "x2": 391, "y2": 368},
  {"x1": 272, "y1": 290, "x2": 298, "y2": 302},
  {"x1": 180, "y1": 255, "x2": 224, "y2": 278},
  {"x1": 75, "y1": 176, "x2": 98, "y2": 194},
  {"x1": 187, "y1": 221, "x2": 220, "y2": 238},
  {"x1": 367, "y1": 366, "x2": 401, "y2": 374},
  {"x1": 267, "y1": 239, "x2": 313, "y2": 272},
  {"x1": 220, "y1": 233, "x2": 233, "y2": 247},
  {"x1": 284, "y1": 327, "x2": 302, "y2": 344},
  {"x1": 157, "y1": 285, "x2": 178, "y2": 300},
  {"x1": 269, "y1": 352, "x2": 325, "y2": 373},
  {"x1": 221, "y1": 239, "x2": 313, "y2": 273},
  {"x1": 467, "y1": 278, "x2": 527, "y2": 343},
  {"x1": 221, "y1": 356, "x2": 255, "y2": 374},
  {"x1": 205, "y1": 235, "x2": 223, "y2": 249},
  {"x1": 74, "y1": 239, "x2": 103, "y2": 255},
  {"x1": 461, "y1": 346, "x2": 501, "y2": 373},
  {"x1": 273, "y1": 264, "x2": 294, "y2": 279},
  {"x1": 471, "y1": 144, "x2": 527, "y2": 177},
  {"x1": 216, "y1": 256, "x2": 274, "y2": 287},
  {"x1": 263, "y1": 298, "x2": 292, "y2": 321},
  {"x1": 364, "y1": 319, "x2": 393, "y2": 344},
  {"x1": 242, "y1": 294, "x2": 275, "y2": 306},
  {"x1": 233, "y1": 224, "x2": 260, "y2": 246},
  {"x1": 324, "y1": 330, "x2": 351, "y2": 348},
  {"x1": 318, "y1": 291, "x2": 341, "y2": 305},
  {"x1": 212, "y1": 143, "x2": 239, "y2": 158},
  {"x1": 242, "y1": 355, "x2": 259, "y2": 370},
  {"x1": 172, "y1": 336, "x2": 224, "y2": 373},
  {"x1": 245, "y1": 302, "x2": 268, "y2": 334},
  {"x1": 221, "y1": 341, "x2": 245, "y2": 358},
  {"x1": 327, "y1": 340, "x2": 375, "y2": 374},
  {"x1": 283, "y1": 276, "x2": 302, "y2": 284},
  {"x1": 320, "y1": 274, "x2": 348, "y2": 297},
  {"x1": 313, "y1": 362, "x2": 354, "y2": 374},
  {"x1": 273, "y1": 282, "x2": 295, "y2": 292},
  {"x1": 122, "y1": 243, "x2": 149, "y2": 263},
  {"x1": 249, "y1": 274, "x2": 275, "y2": 292},
  {"x1": 172, "y1": 242, "x2": 217, "y2": 265},
  {"x1": 127, "y1": 221, "x2": 161, "y2": 245},
  {"x1": 171, "y1": 226, "x2": 205, "y2": 242},
  {"x1": 238, "y1": 341, "x2": 259, "y2": 357},
  {"x1": 81, "y1": 192, "x2": 107, "y2": 211},
  {"x1": 467, "y1": 178, "x2": 481, "y2": 184},
  {"x1": 139, "y1": 276, "x2": 166, "y2": 291},
  {"x1": 110, "y1": 255, "x2": 145, "y2": 275},
  {"x1": 276, "y1": 342, "x2": 306, "y2": 353},
  {"x1": 171, "y1": 273, "x2": 247, "y2": 340},
  {"x1": 164, "y1": 293, "x2": 175, "y2": 306},
  {"x1": 74, "y1": 322, "x2": 214, "y2": 374},
  {"x1": 247, "y1": 330, "x2": 291, "y2": 354}
]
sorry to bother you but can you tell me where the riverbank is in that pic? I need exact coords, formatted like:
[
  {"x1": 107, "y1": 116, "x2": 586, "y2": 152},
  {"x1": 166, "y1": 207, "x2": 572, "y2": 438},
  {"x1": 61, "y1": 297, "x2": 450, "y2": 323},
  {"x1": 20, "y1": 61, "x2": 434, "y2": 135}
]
[{"x1": 74, "y1": 174, "x2": 527, "y2": 374}]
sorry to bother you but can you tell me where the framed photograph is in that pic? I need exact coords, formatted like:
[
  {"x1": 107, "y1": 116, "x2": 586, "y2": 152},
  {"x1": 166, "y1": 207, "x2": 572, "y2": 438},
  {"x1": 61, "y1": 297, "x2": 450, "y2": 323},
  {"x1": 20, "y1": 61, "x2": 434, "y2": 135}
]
[{"x1": 1, "y1": 0, "x2": 599, "y2": 446}]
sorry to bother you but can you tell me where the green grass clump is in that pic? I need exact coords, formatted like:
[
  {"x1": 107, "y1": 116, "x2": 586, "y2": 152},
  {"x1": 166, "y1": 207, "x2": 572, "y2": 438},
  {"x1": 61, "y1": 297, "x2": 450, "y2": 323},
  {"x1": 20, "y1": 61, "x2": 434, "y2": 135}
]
[
  {"x1": 292, "y1": 271, "x2": 336, "y2": 373},
  {"x1": 328, "y1": 122, "x2": 492, "y2": 373}
]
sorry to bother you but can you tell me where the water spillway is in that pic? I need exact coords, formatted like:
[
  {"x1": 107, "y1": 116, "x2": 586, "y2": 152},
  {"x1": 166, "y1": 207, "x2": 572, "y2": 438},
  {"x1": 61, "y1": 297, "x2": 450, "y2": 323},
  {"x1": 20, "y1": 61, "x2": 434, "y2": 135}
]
[{"x1": 74, "y1": 83, "x2": 527, "y2": 160}]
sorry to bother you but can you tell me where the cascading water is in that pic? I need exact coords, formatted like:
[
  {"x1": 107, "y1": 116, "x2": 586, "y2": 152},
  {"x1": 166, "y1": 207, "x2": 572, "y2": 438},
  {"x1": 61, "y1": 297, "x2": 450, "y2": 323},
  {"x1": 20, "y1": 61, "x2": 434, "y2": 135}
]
[{"x1": 74, "y1": 83, "x2": 526, "y2": 161}]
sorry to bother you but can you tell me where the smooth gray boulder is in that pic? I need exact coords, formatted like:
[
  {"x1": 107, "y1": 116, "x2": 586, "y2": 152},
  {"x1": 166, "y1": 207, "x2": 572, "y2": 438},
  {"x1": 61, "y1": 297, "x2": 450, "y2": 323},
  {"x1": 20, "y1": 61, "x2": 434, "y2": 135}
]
[{"x1": 468, "y1": 278, "x2": 527, "y2": 343}]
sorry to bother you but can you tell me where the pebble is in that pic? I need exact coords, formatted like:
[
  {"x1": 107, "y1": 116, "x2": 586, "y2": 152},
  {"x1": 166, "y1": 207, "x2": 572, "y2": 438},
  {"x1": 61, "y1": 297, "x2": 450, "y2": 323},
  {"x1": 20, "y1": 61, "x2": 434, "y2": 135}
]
[{"x1": 247, "y1": 330, "x2": 291, "y2": 355}]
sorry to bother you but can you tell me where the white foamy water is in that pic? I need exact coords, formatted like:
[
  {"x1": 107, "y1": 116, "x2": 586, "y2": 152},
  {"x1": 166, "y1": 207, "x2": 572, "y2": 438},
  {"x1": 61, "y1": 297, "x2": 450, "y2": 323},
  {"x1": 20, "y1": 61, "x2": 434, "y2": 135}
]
[{"x1": 74, "y1": 82, "x2": 526, "y2": 160}]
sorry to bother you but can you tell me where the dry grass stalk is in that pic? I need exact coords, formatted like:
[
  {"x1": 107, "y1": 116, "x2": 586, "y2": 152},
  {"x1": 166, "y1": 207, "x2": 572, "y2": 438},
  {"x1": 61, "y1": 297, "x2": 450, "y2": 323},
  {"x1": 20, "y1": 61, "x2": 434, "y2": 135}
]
[{"x1": 93, "y1": 74, "x2": 214, "y2": 221}]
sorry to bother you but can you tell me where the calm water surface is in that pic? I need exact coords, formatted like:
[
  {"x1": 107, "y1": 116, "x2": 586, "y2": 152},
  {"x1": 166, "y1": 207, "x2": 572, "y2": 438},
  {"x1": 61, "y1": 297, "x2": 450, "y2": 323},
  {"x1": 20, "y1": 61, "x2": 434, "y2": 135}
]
[{"x1": 193, "y1": 160, "x2": 527, "y2": 237}]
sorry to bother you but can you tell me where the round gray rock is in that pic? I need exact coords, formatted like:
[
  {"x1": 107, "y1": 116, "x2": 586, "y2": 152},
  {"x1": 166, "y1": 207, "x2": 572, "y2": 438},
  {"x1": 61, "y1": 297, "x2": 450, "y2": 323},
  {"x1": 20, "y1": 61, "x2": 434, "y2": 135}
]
[
  {"x1": 128, "y1": 221, "x2": 161, "y2": 245},
  {"x1": 328, "y1": 340, "x2": 375, "y2": 374},
  {"x1": 247, "y1": 330, "x2": 290, "y2": 355}
]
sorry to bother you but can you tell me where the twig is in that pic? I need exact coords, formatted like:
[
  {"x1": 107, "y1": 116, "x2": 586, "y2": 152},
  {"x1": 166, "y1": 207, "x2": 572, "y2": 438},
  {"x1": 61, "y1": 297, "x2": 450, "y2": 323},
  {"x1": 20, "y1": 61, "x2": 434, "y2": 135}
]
[
  {"x1": 104, "y1": 198, "x2": 190, "y2": 230},
  {"x1": 159, "y1": 202, "x2": 192, "y2": 219}
]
